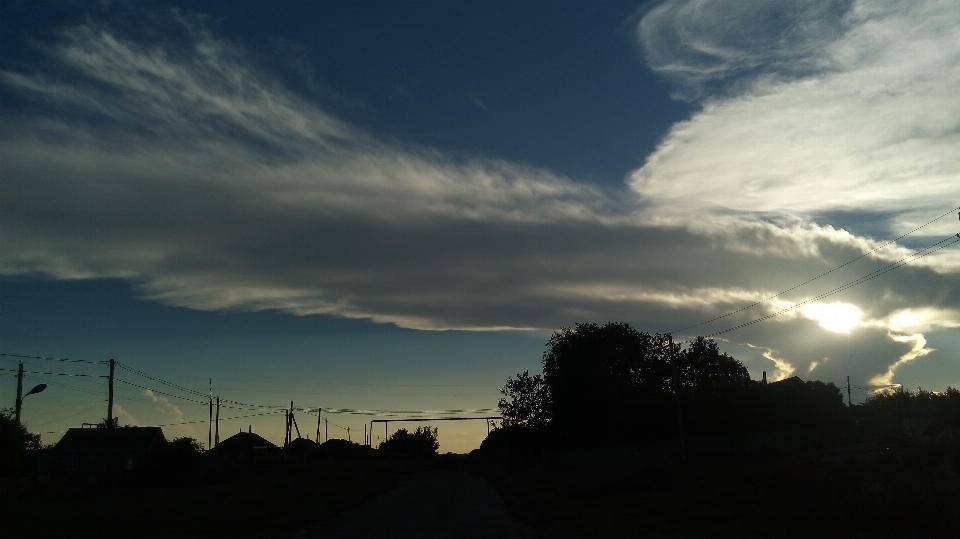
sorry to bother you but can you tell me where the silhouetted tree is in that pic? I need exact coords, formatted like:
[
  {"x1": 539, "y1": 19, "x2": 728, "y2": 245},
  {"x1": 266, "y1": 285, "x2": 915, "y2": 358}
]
[
  {"x1": 741, "y1": 377, "x2": 848, "y2": 440},
  {"x1": 319, "y1": 438, "x2": 366, "y2": 459},
  {"x1": 97, "y1": 417, "x2": 120, "y2": 428},
  {"x1": 676, "y1": 336, "x2": 751, "y2": 435},
  {"x1": 168, "y1": 436, "x2": 203, "y2": 453},
  {"x1": 541, "y1": 323, "x2": 676, "y2": 446},
  {"x1": 160, "y1": 436, "x2": 203, "y2": 474},
  {"x1": 498, "y1": 370, "x2": 551, "y2": 429},
  {"x1": 1, "y1": 409, "x2": 42, "y2": 477},
  {"x1": 379, "y1": 426, "x2": 440, "y2": 456},
  {"x1": 478, "y1": 425, "x2": 542, "y2": 462},
  {"x1": 859, "y1": 386, "x2": 960, "y2": 437},
  {"x1": 678, "y1": 336, "x2": 749, "y2": 393}
]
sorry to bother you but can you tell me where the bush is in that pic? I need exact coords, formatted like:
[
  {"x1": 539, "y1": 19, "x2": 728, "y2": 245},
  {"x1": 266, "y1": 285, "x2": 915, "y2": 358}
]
[
  {"x1": 378, "y1": 427, "x2": 439, "y2": 456},
  {"x1": 0, "y1": 408, "x2": 42, "y2": 478},
  {"x1": 318, "y1": 438, "x2": 367, "y2": 459},
  {"x1": 478, "y1": 425, "x2": 542, "y2": 463}
]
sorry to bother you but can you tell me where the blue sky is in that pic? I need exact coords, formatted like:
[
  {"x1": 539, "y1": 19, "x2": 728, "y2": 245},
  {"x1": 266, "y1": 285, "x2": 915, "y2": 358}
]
[{"x1": 2, "y1": 0, "x2": 958, "y2": 452}]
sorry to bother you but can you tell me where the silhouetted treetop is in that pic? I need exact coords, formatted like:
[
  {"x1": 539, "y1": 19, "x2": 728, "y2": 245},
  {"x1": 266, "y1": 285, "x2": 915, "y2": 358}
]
[
  {"x1": 498, "y1": 370, "x2": 551, "y2": 429},
  {"x1": 677, "y1": 336, "x2": 749, "y2": 393},
  {"x1": 379, "y1": 426, "x2": 439, "y2": 456}
]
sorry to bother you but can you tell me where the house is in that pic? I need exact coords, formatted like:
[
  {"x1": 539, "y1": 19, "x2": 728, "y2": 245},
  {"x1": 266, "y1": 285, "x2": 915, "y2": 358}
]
[
  {"x1": 210, "y1": 428, "x2": 278, "y2": 462},
  {"x1": 285, "y1": 436, "x2": 319, "y2": 458},
  {"x1": 54, "y1": 426, "x2": 167, "y2": 476}
]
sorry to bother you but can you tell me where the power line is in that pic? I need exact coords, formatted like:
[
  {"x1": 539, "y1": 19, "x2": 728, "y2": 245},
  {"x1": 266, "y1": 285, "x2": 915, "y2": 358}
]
[
  {"x1": 144, "y1": 410, "x2": 286, "y2": 428},
  {"x1": 29, "y1": 404, "x2": 103, "y2": 427},
  {"x1": 114, "y1": 379, "x2": 210, "y2": 405},
  {"x1": 27, "y1": 377, "x2": 105, "y2": 397},
  {"x1": 706, "y1": 234, "x2": 960, "y2": 337},
  {"x1": 0, "y1": 352, "x2": 107, "y2": 365},
  {"x1": 0, "y1": 367, "x2": 107, "y2": 378},
  {"x1": 209, "y1": 378, "x2": 498, "y2": 388},
  {"x1": 673, "y1": 205, "x2": 960, "y2": 335},
  {"x1": 115, "y1": 362, "x2": 207, "y2": 397}
]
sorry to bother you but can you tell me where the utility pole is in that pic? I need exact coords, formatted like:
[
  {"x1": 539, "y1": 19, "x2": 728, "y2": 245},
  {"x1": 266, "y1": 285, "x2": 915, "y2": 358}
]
[
  {"x1": 208, "y1": 378, "x2": 213, "y2": 451},
  {"x1": 364, "y1": 424, "x2": 367, "y2": 446},
  {"x1": 316, "y1": 408, "x2": 322, "y2": 444},
  {"x1": 669, "y1": 335, "x2": 686, "y2": 460},
  {"x1": 847, "y1": 376, "x2": 852, "y2": 408},
  {"x1": 215, "y1": 396, "x2": 220, "y2": 447},
  {"x1": 14, "y1": 362, "x2": 23, "y2": 425},
  {"x1": 325, "y1": 418, "x2": 328, "y2": 442},
  {"x1": 108, "y1": 359, "x2": 115, "y2": 426},
  {"x1": 347, "y1": 426, "x2": 350, "y2": 443},
  {"x1": 289, "y1": 402, "x2": 301, "y2": 440}
]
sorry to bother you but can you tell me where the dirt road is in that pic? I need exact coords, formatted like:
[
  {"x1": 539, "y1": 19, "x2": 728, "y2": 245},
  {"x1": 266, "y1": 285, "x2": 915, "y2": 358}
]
[{"x1": 295, "y1": 468, "x2": 534, "y2": 539}]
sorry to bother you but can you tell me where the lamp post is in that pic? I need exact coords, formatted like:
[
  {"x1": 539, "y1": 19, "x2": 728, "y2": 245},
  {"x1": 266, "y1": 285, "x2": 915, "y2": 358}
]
[{"x1": 14, "y1": 361, "x2": 47, "y2": 425}]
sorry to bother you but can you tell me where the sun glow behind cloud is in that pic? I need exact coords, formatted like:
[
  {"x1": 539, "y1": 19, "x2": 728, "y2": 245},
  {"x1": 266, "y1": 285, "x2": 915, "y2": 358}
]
[{"x1": 803, "y1": 302, "x2": 862, "y2": 333}]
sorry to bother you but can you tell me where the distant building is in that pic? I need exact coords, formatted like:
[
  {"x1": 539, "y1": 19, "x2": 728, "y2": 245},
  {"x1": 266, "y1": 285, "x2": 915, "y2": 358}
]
[
  {"x1": 211, "y1": 428, "x2": 278, "y2": 462},
  {"x1": 54, "y1": 426, "x2": 167, "y2": 476},
  {"x1": 285, "y1": 436, "x2": 320, "y2": 459}
]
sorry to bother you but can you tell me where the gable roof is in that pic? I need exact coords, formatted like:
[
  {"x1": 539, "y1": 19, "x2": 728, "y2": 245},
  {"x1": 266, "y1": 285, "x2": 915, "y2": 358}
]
[
  {"x1": 215, "y1": 431, "x2": 276, "y2": 452},
  {"x1": 56, "y1": 427, "x2": 167, "y2": 452}
]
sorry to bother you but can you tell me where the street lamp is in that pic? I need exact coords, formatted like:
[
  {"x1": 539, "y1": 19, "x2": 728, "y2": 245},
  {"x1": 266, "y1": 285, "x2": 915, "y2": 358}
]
[
  {"x1": 14, "y1": 361, "x2": 47, "y2": 425},
  {"x1": 24, "y1": 384, "x2": 47, "y2": 398}
]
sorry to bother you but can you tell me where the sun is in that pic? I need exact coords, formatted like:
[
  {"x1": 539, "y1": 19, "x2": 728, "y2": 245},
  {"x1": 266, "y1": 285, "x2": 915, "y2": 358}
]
[{"x1": 803, "y1": 302, "x2": 862, "y2": 334}]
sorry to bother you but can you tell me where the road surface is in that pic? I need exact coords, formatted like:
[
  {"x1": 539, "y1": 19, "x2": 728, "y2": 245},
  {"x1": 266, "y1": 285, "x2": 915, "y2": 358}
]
[{"x1": 295, "y1": 468, "x2": 534, "y2": 539}]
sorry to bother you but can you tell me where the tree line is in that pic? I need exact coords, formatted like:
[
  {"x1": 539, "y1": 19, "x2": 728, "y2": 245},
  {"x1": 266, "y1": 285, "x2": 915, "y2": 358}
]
[{"x1": 492, "y1": 322, "x2": 960, "y2": 451}]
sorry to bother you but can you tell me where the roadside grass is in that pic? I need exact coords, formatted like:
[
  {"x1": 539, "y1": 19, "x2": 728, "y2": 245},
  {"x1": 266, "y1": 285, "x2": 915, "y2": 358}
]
[
  {"x1": 3, "y1": 459, "x2": 441, "y2": 539},
  {"x1": 481, "y1": 441, "x2": 960, "y2": 538}
]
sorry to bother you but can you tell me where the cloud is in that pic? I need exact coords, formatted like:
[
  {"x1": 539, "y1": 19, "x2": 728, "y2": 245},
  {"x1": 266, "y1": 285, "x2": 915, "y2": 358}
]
[
  {"x1": 111, "y1": 403, "x2": 138, "y2": 426},
  {"x1": 1, "y1": 5, "x2": 958, "y2": 391},
  {"x1": 631, "y1": 0, "x2": 960, "y2": 385},
  {"x1": 633, "y1": 0, "x2": 960, "y2": 240},
  {"x1": 637, "y1": 0, "x2": 853, "y2": 99},
  {"x1": 144, "y1": 388, "x2": 185, "y2": 424},
  {"x1": 869, "y1": 333, "x2": 934, "y2": 386}
]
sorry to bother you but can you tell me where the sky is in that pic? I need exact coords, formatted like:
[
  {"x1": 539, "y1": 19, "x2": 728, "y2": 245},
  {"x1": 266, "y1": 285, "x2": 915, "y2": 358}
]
[{"x1": 2, "y1": 0, "x2": 958, "y2": 453}]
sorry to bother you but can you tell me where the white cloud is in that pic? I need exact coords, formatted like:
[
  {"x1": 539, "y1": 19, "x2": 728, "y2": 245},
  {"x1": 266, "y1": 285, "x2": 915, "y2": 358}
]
[
  {"x1": 869, "y1": 333, "x2": 934, "y2": 386},
  {"x1": 144, "y1": 388, "x2": 185, "y2": 425},
  {"x1": 633, "y1": 0, "x2": 960, "y2": 242},
  {"x1": 632, "y1": 0, "x2": 960, "y2": 386}
]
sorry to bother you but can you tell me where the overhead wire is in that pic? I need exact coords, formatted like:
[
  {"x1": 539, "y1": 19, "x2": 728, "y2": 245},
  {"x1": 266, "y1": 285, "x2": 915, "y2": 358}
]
[
  {"x1": 673, "y1": 205, "x2": 960, "y2": 335},
  {"x1": 705, "y1": 233, "x2": 960, "y2": 338},
  {"x1": 0, "y1": 367, "x2": 108, "y2": 378},
  {"x1": 115, "y1": 362, "x2": 207, "y2": 397},
  {"x1": 0, "y1": 352, "x2": 108, "y2": 365},
  {"x1": 114, "y1": 379, "x2": 211, "y2": 405},
  {"x1": 145, "y1": 409, "x2": 286, "y2": 428},
  {"x1": 28, "y1": 404, "x2": 104, "y2": 427}
]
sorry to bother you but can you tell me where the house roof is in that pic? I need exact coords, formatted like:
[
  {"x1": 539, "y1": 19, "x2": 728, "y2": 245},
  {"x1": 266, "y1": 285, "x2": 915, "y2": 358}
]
[
  {"x1": 286, "y1": 437, "x2": 319, "y2": 452},
  {"x1": 56, "y1": 427, "x2": 167, "y2": 452},
  {"x1": 214, "y1": 431, "x2": 277, "y2": 452},
  {"x1": 769, "y1": 376, "x2": 804, "y2": 387}
]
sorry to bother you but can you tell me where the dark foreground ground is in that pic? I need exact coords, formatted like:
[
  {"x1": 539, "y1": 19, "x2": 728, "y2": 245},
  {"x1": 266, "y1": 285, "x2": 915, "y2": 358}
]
[{"x1": 4, "y1": 441, "x2": 958, "y2": 539}]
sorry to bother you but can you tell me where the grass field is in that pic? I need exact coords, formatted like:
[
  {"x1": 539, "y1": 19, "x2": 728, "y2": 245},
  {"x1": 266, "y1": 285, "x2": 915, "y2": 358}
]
[
  {"x1": 4, "y1": 459, "x2": 439, "y2": 539},
  {"x1": 482, "y1": 441, "x2": 960, "y2": 538}
]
